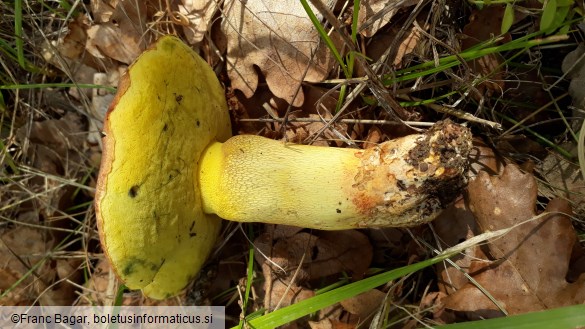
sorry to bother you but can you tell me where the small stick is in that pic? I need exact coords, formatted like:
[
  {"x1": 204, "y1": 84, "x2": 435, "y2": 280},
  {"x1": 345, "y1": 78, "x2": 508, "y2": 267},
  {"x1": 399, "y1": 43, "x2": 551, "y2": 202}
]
[
  {"x1": 239, "y1": 117, "x2": 435, "y2": 126},
  {"x1": 396, "y1": 94, "x2": 503, "y2": 129}
]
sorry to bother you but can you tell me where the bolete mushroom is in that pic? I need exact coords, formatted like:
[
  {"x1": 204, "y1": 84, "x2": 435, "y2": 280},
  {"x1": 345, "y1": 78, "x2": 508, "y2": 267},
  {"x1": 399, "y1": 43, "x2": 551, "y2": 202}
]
[{"x1": 95, "y1": 35, "x2": 473, "y2": 299}]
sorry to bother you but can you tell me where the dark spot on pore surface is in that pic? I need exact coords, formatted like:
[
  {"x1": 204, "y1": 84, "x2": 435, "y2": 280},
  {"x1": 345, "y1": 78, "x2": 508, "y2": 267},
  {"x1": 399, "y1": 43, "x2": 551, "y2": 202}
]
[
  {"x1": 128, "y1": 185, "x2": 139, "y2": 198},
  {"x1": 163, "y1": 123, "x2": 168, "y2": 132},
  {"x1": 122, "y1": 257, "x2": 154, "y2": 276},
  {"x1": 196, "y1": 120, "x2": 201, "y2": 127},
  {"x1": 189, "y1": 221, "x2": 197, "y2": 238},
  {"x1": 336, "y1": 208, "x2": 341, "y2": 213},
  {"x1": 175, "y1": 94, "x2": 183, "y2": 104}
]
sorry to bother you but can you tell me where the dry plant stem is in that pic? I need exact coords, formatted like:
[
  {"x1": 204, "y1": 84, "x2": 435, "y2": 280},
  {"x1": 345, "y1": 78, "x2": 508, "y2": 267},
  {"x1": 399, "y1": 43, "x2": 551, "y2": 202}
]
[
  {"x1": 307, "y1": 0, "x2": 410, "y2": 121},
  {"x1": 239, "y1": 117, "x2": 435, "y2": 126},
  {"x1": 396, "y1": 94, "x2": 503, "y2": 129},
  {"x1": 199, "y1": 120, "x2": 472, "y2": 229}
]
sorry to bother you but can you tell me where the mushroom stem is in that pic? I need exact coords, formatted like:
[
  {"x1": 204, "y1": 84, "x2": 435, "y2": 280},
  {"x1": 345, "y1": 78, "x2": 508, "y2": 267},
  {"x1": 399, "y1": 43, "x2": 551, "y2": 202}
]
[{"x1": 199, "y1": 120, "x2": 472, "y2": 229}]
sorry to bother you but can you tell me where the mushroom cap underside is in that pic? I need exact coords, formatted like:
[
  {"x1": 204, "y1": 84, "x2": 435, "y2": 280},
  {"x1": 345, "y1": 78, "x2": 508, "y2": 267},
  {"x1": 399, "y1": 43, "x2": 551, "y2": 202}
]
[{"x1": 95, "y1": 35, "x2": 232, "y2": 299}]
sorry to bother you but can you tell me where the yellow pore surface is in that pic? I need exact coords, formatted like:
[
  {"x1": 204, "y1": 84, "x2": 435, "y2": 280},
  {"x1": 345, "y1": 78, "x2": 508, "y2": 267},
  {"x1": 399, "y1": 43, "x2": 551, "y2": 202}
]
[{"x1": 95, "y1": 36, "x2": 231, "y2": 299}]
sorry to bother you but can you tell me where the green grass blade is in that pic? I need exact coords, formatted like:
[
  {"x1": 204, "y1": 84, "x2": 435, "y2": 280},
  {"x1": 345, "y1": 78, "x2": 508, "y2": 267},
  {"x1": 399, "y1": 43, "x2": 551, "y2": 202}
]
[
  {"x1": 385, "y1": 34, "x2": 567, "y2": 85},
  {"x1": 436, "y1": 304, "x2": 585, "y2": 329},
  {"x1": 299, "y1": 0, "x2": 349, "y2": 77},
  {"x1": 0, "y1": 138, "x2": 20, "y2": 175},
  {"x1": 237, "y1": 225, "x2": 256, "y2": 329},
  {"x1": 14, "y1": 0, "x2": 25, "y2": 69},
  {"x1": 494, "y1": 112, "x2": 573, "y2": 159},
  {"x1": 502, "y1": 3, "x2": 515, "y2": 34},
  {"x1": 239, "y1": 253, "x2": 453, "y2": 328},
  {"x1": 578, "y1": 118, "x2": 585, "y2": 187},
  {"x1": 351, "y1": 0, "x2": 359, "y2": 44},
  {"x1": 541, "y1": 0, "x2": 558, "y2": 32}
]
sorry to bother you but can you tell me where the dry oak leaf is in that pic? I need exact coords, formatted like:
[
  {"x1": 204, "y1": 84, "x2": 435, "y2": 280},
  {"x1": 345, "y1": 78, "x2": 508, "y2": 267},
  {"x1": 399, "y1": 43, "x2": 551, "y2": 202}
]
[
  {"x1": 178, "y1": 0, "x2": 220, "y2": 44},
  {"x1": 86, "y1": 0, "x2": 151, "y2": 64},
  {"x1": 221, "y1": 0, "x2": 334, "y2": 106},
  {"x1": 340, "y1": 288, "x2": 386, "y2": 324},
  {"x1": 433, "y1": 140, "x2": 503, "y2": 295},
  {"x1": 0, "y1": 227, "x2": 55, "y2": 305},
  {"x1": 265, "y1": 279, "x2": 316, "y2": 311},
  {"x1": 443, "y1": 164, "x2": 585, "y2": 317},
  {"x1": 309, "y1": 318, "x2": 356, "y2": 329},
  {"x1": 358, "y1": 0, "x2": 418, "y2": 37},
  {"x1": 461, "y1": 5, "x2": 510, "y2": 95},
  {"x1": 255, "y1": 230, "x2": 373, "y2": 282}
]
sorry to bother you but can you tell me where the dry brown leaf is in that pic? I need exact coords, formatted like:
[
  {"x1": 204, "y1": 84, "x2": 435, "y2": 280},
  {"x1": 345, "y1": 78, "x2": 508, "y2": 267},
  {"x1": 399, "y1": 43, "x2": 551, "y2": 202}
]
[
  {"x1": 265, "y1": 224, "x2": 304, "y2": 240},
  {"x1": 433, "y1": 196, "x2": 482, "y2": 295},
  {"x1": 15, "y1": 112, "x2": 86, "y2": 218},
  {"x1": 86, "y1": 0, "x2": 151, "y2": 64},
  {"x1": 340, "y1": 289, "x2": 385, "y2": 323},
  {"x1": 221, "y1": 0, "x2": 334, "y2": 106},
  {"x1": 357, "y1": 21, "x2": 426, "y2": 78},
  {"x1": 17, "y1": 112, "x2": 85, "y2": 175},
  {"x1": 363, "y1": 126, "x2": 383, "y2": 149},
  {"x1": 178, "y1": 0, "x2": 220, "y2": 44},
  {"x1": 255, "y1": 229, "x2": 372, "y2": 316},
  {"x1": 82, "y1": 258, "x2": 115, "y2": 305},
  {"x1": 419, "y1": 291, "x2": 455, "y2": 325},
  {"x1": 0, "y1": 227, "x2": 55, "y2": 305},
  {"x1": 538, "y1": 145, "x2": 585, "y2": 216},
  {"x1": 441, "y1": 164, "x2": 585, "y2": 317},
  {"x1": 284, "y1": 113, "x2": 349, "y2": 146},
  {"x1": 42, "y1": 16, "x2": 113, "y2": 100},
  {"x1": 57, "y1": 15, "x2": 88, "y2": 59},
  {"x1": 433, "y1": 139, "x2": 501, "y2": 295},
  {"x1": 255, "y1": 230, "x2": 373, "y2": 282},
  {"x1": 461, "y1": 6, "x2": 509, "y2": 95},
  {"x1": 91, "y1": 0, "x2": 116, "y2": 23},
  {"x1": 358, "y1": 0, "x2": 418, "y2": 37},
  {"x1": 309, "y1": 318, "x2": 356, "y2": 329},
  {"x1": 468, "y1": 138, "x2": 504, "y2": 178},
  {"x1": 265, "y1": 279, "x2": 315, "y2": 311},
  {"x1": 561, "y1": 43, "x2": 585, "y2": 131}
]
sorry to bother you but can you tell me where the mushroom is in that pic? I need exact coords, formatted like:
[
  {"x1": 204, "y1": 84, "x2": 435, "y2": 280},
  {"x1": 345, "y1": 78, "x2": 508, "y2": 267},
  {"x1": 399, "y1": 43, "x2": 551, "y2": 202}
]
[{"x1": 95, "y1": 35, "x2": 473, "y2": 299}]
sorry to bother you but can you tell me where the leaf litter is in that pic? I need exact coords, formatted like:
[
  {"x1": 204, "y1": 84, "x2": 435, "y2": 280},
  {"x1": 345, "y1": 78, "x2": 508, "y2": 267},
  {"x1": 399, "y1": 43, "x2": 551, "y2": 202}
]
[
  {"x1": 1, "y1": 0, "x2": 584, "y2": 327},
  {"x1": 432, "y1": 164, "x2": 585, "y2": 322},
  {"x1": 221, "y1": 0, "x2": 335, "y2": 107}
]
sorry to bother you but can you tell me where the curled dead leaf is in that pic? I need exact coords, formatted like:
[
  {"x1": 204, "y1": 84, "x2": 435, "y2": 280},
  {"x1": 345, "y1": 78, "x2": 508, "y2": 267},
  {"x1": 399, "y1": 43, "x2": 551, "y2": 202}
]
[
  {"x1": 178, "y1": 0, "x2": 220, "y2": 44},
  {"x1": 441, "y1": 164, "x2": 585, "y2": 318},
  {"x1": 86, "y1": 0, "x2": 151, "y2": 64}
]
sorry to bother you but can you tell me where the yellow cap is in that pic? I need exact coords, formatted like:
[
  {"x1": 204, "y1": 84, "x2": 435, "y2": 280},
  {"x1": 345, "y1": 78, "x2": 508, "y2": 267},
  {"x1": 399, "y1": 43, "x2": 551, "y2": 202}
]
[{"x1": 95, "y1": 35, "x2": 232, "y2": 299}]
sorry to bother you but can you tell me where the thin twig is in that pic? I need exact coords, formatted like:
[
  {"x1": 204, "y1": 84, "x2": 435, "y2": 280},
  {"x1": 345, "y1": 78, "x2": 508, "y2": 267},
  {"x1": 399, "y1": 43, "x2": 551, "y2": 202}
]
[
  {"x1": 396, "y1": 94, "x2": 503, "y2": 129},
  {"x1": 239, "y1": 117, "x2": 434, "y2": 126}
]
